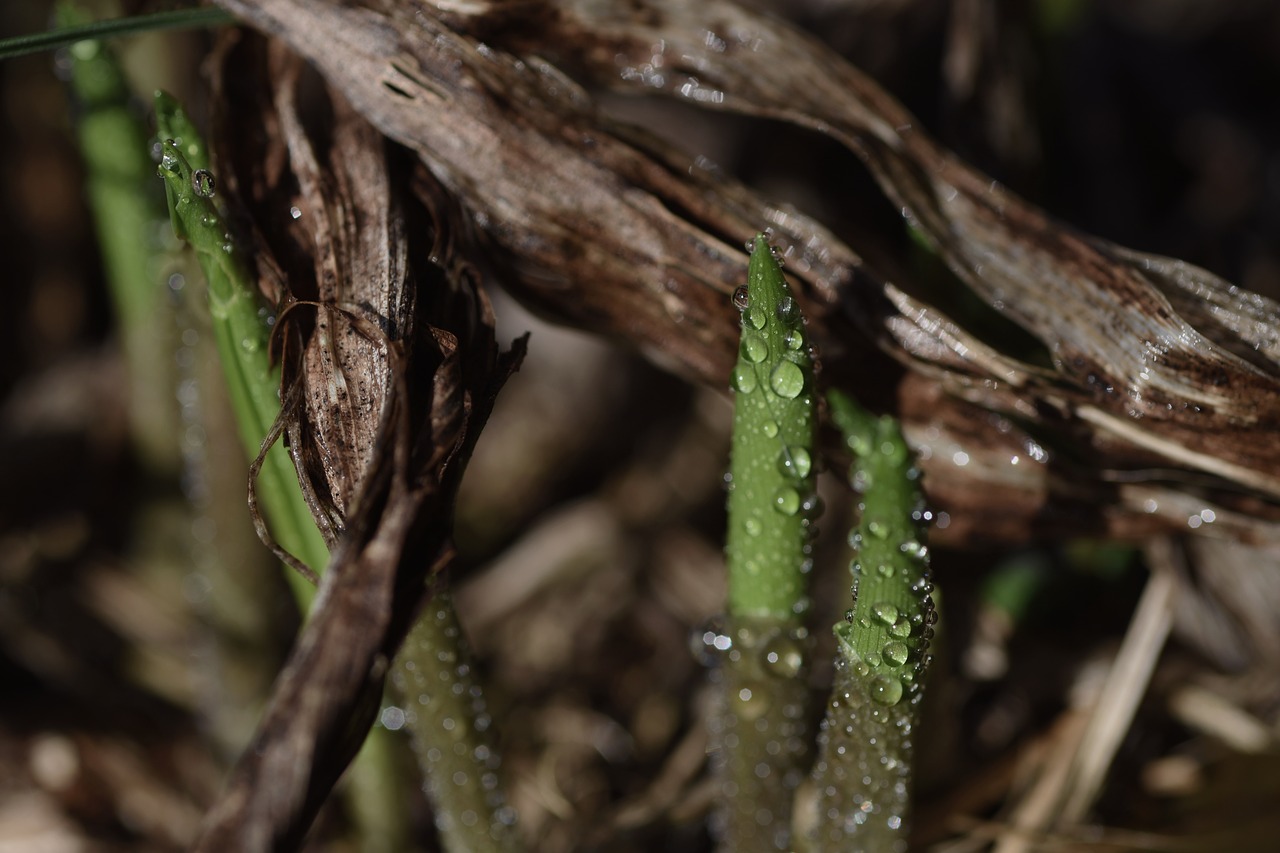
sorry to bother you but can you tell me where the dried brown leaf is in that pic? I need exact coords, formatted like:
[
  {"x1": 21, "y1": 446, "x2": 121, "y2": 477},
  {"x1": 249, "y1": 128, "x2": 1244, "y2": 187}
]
[
  {"x1": 189, "y1": 31, "x2": 522, "y2": 850},
  {"x1": 210, "y1": 0, "x2": 1280, "y2": 549}
]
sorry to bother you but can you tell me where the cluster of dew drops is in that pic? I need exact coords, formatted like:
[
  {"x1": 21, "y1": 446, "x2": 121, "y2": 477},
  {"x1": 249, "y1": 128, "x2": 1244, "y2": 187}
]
[
  {"x1": 840, "y1": 492, "x2": 939, "y2": 709},
  {"x1": 156, "y1": 138, "x2": 235, "y2": 255},
  {"x1": 729, "y1": 241, "x2": 824, "y2": 533}
]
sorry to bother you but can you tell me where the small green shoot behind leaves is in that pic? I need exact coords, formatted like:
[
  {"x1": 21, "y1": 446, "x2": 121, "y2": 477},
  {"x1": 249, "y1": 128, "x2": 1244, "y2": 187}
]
[{"x1": 813, "y1": 390, "x2": 937, "y2": 852}]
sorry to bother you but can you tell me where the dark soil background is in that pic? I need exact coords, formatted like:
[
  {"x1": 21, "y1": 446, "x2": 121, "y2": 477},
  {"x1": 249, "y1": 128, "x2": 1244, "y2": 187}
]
[{"x1": 3, "y1": 1, "x2": 1280, "y2": 850}]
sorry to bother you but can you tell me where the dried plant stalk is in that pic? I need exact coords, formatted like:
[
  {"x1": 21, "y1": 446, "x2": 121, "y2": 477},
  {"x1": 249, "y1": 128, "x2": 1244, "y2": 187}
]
[
  {"x1": 210, "y1": 0, "x2": 1280, "y2": 551},
  {"x1": 190, "y1": 31, "x2": 523, "y2": 850}
]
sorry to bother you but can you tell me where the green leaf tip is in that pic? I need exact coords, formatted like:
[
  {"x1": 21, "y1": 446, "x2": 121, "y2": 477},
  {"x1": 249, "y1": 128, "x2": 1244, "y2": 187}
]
[
  {"x1": 829, "y1": 390, "x2": 936, "y2": 705},
  {"x1": 811, "y1": 390, "x2": 937, "y2": 849},
  {"x1": 725, "y1": 234, "x2": 818, "y2": 622}
]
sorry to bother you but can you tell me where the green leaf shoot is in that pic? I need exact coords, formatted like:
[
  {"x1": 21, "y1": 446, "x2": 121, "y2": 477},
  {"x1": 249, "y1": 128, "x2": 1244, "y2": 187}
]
[
  {"x1": 719, "y1": 234, "x2": 817, "y2": 852},
  {"x1": 725, "y1": 234, "x2": 818, "y2": 622},
  {"x1": 154, "y1": 92, "x2": 328, "y2": 593},
  {"x1": 813, "y1": 390, "x2": 938, "y2": 851}
]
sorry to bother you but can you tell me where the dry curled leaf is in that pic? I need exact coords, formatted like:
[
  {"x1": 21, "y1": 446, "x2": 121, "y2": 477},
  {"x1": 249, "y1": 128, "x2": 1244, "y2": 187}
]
[
  {"x1": 191, "y1": 31, "x2": 522, "y2": 850},
  {"x1": 211, "y1": 0, "x2": 1280, "y2": 551}
]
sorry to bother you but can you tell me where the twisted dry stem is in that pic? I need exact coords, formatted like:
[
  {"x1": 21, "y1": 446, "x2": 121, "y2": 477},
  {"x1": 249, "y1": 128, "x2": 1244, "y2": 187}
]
[{"x1": 212, "y1": 0, "x2": 1280, "y2": 551}]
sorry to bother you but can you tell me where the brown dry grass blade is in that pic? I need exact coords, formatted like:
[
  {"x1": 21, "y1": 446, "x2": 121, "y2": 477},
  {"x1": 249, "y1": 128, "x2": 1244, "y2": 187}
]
[
  {"x1": 190, "y1": 32, "x2": 522, "y2": 850},
  {"x1": 207, "y1": 0, "x2": 1280, "y2": 550}
]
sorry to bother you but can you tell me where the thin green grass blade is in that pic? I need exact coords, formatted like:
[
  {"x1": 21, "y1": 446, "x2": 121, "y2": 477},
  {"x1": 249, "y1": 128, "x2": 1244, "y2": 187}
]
[
  {"x1": 57, "y1": 1, "x2": 179, "y2": 470},
  {"x1": 154, "y1": 92, "x2": 328, "y2": 595},
  {"x1": 0, "y1": 6, "x2": 232, "y2": 61}
]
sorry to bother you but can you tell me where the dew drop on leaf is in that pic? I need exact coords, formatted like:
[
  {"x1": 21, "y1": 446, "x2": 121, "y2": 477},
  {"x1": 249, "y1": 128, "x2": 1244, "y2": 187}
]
[
  {"x1": 899, "y1": 539, "x2": 928, "y2": 560},
  {"x1": 735, "y1": 683, "x2": 771, "y2": 720},
  {"x1": 733, "y1": 364, "x2": 758, "y2": 393},
  {"x1": 742, "y1": 333, "x2": 769, "y2": 363},
  {"x1": 769, "y1": 361, "x2": 805, "y2": 398},
  {"x1": 882, "y1": 640, "x2": 910, "y2": 666},
  {"x1": 869, "y1": 675, "x2": 904, "y2": 706},
  {"x1": 192, "y1": 168, "x2": 216, "y2": 198},
  {"x1": 160, "y1": 139, "x2": 178, "y2": 170},
  {"x1": 785, "y1": 446, "x2": 812, "y2": 479},
  {"x1": 871, "y1": 601, "x2": 899, "y2": 625},
  {"x1": 775, "y1": 295, "x2": 798, "y2": 325},
  {"x1": 773, "y1": 487, "x2": 801, "y2": 516},
  {"x1": 732, "y1": 285, "x2": 750, "y2": 311},
  {"x1": 762, "y1": 634, "x2": 805, "y2": 679}
]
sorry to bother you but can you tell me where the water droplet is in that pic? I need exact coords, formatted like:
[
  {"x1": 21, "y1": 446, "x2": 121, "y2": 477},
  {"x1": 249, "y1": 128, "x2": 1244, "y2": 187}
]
[
  {"x1": 746, "y1": 305, "x2": 767, "y2": 330},
  {"x1": 773, "y1": 487, "x2": 801, "y2": 516},
  {"x1": 732, "y1": 285, "x2": 750, "y2": 311},
  {"x1": 762, "y1": 421, "x2": 779, "y2": 438},
  {"x1": 882, "y1": 640, "x2": 910, "y2": 666},
  {"x1": 733, "y1": 364, "x2": 757, "y2": 393},
  {"x1": 744, "y1": 517, "x2": 762, "y2": 537},
  {"x1": 888, "y1": 617, "x2": 912, "y2": 638},
  {"x1": 736, "y1": 683, "x2": 771, "y2": 720},
  {"x1": 869, "y1": 675, "x2": 904, "y2": 706},
  {"x1": 160, "y1": 139, "x2": 178, "y2": 170},
  {"x1": 851, "y1": 468, "x2": 872, "y2": 493},
  {"x1": 784, "y1": 328, "x2": 804, "y2": 351},
  {"x1": 867, "y1": 519, "x2": 889, "y2": 539},
  {"x1": 775, "y1": 296, "x2": 798, "y2": 325},
  {"x1": 762, "y1": 635, "x2": 804, "y2": 678},
  {"x1": 871, "y1": 601, "x2": 898, "y2": 625},
  {"x1": 776, "y1": 446, "x2": 812, "y2": 480},
  {"x1": 769, "y1": 361, "x2": 805, "y2": 398},
  {"x1": 742, "y1": 333, "x2": 768, "y2": 363},
  {"x1": 191, "y1": 169, "x2": 216, "y2": 198},
  {"x1": 800, "y1": 493, "x2": 822, "y2": 518},
  {"x1": 843, "y1": 609, "x2": 854, "y2": 622},
  {"x1": 900, "y1": 539, "x2": 928, "y2": 560},
  {"x1": 876, "y1": 563, "x2": 893, "y2": 578},
  {"x1": 791, "y1": 446, "x2": 813, "y2": 479}
]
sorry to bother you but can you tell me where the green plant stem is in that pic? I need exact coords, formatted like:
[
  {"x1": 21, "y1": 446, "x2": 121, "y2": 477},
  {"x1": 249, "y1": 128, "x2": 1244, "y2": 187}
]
[
  {"x1": 812, "y1": 391, "x2": 937, "y2": 852},
  {"x1": 0, "y1": 6, "x2": 232, "y2": 60},
  {"x1": 59, "y1": 1, "x2": 178, "y2": 471},
  {"x1": 345, "y1": 717, "x2": 412, "y2": 853},
  {"x1": 725, "y1": 235, "x2": 817, "y2": 622},
  {"x1": 154, "y1": 93, "x2": 328, "y2": 596},
  {"x1": 390, "y1": 590, "x2": 520, "y2": 853},
  {"x1": 719, "y1": 234, "x2": 817, "y2": 851},
  {"x1": 155, "y1": 92, "x2": 415, "y2": 849}
]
